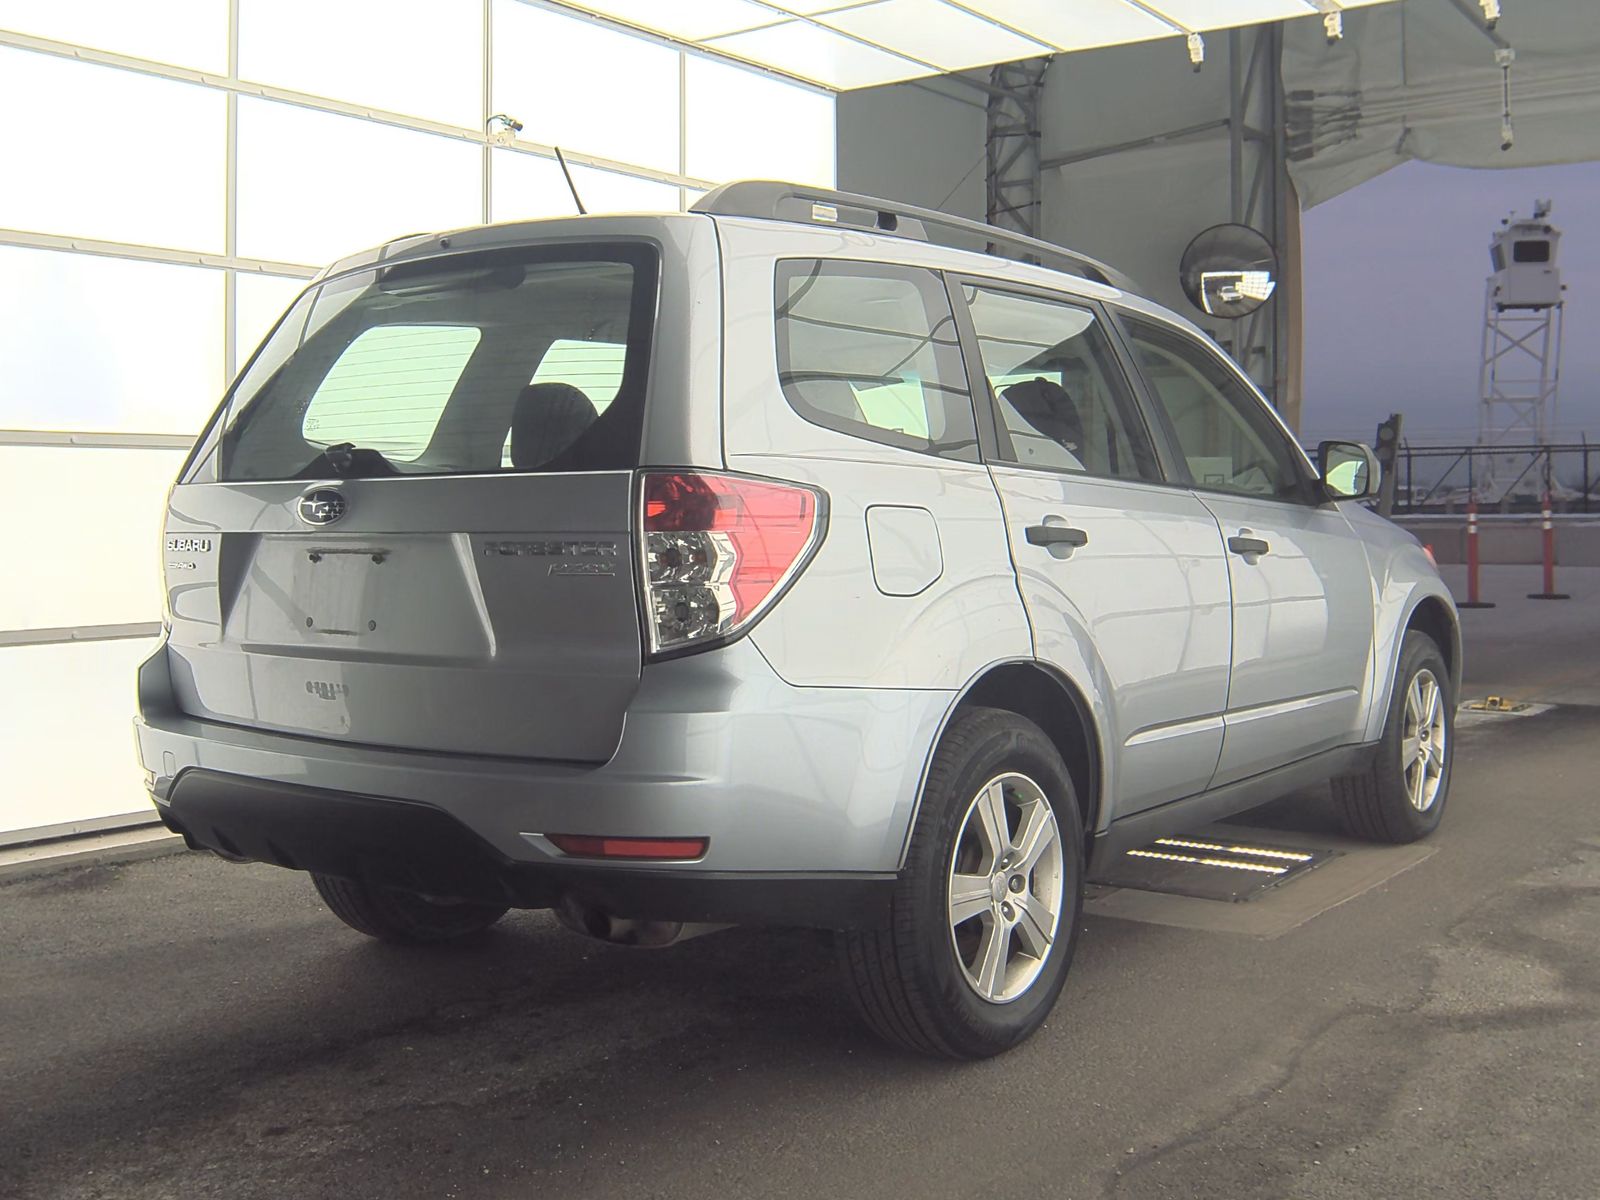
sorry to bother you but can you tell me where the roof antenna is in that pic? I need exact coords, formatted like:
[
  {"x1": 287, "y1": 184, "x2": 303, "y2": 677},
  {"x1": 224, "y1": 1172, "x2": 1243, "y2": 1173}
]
[{"x1": 553, "y1": 147, "x2": 587, "y2": 215}]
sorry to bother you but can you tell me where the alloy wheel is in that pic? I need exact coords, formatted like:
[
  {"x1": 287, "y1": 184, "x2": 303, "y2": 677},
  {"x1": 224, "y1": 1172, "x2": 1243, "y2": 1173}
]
[
  {"x1": 946, "y1": 773, "x2": 1064, "y2": 1004},
  {"x1": 1401, "y1": 668, "x2": 1448, "y2": 812}
]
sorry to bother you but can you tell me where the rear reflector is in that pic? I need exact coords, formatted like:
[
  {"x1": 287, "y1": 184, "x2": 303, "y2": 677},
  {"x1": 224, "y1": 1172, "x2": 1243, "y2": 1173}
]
[
  {"x1": 640, "y1": 470, "x2": 823, "y2": 655},
  {"x1": 547, "y1": 834, "x2": 709, "y2": 861}
]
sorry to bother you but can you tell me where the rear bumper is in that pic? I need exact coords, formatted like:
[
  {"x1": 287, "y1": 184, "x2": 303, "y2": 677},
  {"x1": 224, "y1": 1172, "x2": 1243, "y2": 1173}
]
[
  {"x1": 156, "y1": 769, "x2": 894, "y2": 928},
  {"x1": 135, "y1": 638, "x2": 952, "y2": 928}
]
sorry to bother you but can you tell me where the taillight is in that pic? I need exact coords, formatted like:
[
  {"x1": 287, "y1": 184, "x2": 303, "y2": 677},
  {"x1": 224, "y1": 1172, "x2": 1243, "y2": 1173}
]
[{"x1": 639, "y1": 470, "x2": 824, "y2": 655}]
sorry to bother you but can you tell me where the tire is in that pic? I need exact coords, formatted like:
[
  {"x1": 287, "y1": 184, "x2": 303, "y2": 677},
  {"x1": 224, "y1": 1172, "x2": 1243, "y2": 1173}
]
[
  {"x1": 1332, "y1": 630, "x2": 1454, "y2": 843},
  {"x1": 838, "y1": 707, "x2": 1085, "y2": 1059},
  {"x1": 310, "y1": 873, "x2": 508, "y2": 944}
]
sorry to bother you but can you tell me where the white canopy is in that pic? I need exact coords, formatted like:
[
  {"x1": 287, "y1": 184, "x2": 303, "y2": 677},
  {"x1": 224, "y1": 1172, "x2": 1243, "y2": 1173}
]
[{"x1": 562, "y1": 0, "x2": 1398, "y2": 89}]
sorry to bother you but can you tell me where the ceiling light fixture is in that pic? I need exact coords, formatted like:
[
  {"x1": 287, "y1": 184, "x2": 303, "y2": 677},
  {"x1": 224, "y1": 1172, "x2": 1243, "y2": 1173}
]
[
  {"x1": 1186, "y1": 32, "x2": 1205, "y2": 71},
  {"x1": 1480, "y1": 0, "x2": 1501, "y2": 29},
  {"x1": 1306, "y1": 1, "x2": 1344, "y2": 43}
]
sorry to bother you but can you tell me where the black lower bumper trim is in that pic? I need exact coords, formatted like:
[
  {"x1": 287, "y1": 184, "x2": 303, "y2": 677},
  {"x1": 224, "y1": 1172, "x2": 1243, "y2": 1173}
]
[{"x1": 162, "y1": 768, "x2": 894, "y2": 930}]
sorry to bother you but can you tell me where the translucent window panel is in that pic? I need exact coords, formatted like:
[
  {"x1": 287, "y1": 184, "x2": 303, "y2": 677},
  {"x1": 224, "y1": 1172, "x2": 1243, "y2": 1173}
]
[
  {"x1": 815, "y1": 0, "x2": 1050, "y2": 72},
  {"x1": 238, "y1": 0, "x2": 483, "y2": 127},
  {"x1": 1135, "y1": 0, "x2": 1317, "y2": 29},
  {"x1": 236, "y1": 98, "x2": 482, "y2": 267},
  {"x1": 490, "y1": 151, "x2": 678, "y2": 222},
  {"x1": 302, "y1": 325, "x2": 482, "y2": 460},
  {"x1": 0, "y1": 246, "x2": 225, "y2": 434},
  {"x1": 491, "y1": 1, "x2": 680, "y2": 173},
  {"x1": 0, "y1": 447, "x2": 187, "y2": 631},
  {"x1": 0, "y1": 638, "x2": 163, "y2": 835},
  {"x1": 0, "y1": 0, "x2": 227, "y2": 72},
  {"x1": 0, "y1": 49, "x2": 225, "y2": 252},
  {"x1": 235, "y1": 273, "x2": 310, "y2": 369},
  {"x1": 574, "y1": 0, "x2": 776, "y2": 39},
  {"x1": 957, "y1": 0, "x2": 1170, "y2": 50},
  {"x1": 704, "y1": 21, "x2": 928, "y2": 89},
  {"x1": 685, "y1": 58, "x2": 835, "y2": 186}
]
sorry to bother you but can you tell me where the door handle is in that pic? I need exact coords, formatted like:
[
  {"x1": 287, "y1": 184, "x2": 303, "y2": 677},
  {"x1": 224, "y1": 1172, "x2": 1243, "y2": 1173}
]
[
  {"x1": 1025, "y1": 524, "x2": 1089, "y2": 549},
  {"x1": 1227, "y1": 534, "x2": 1270, "y2": 557}
]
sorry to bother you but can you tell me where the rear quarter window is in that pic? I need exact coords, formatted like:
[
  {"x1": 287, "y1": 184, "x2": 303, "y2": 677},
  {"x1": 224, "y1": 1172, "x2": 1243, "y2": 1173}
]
[{"x1": 774, "y1": 259, "x2": 977, "y2": 461}]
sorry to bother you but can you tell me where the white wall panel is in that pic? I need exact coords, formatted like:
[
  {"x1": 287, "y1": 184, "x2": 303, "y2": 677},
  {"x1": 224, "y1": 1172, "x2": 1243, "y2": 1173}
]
[
  {"x1": 236, "y1": 273, "x2": 309, "y2": 369},
  {"x1": 0, "y1": 246, "x2": 224, "y2": 433},
  {"x1": 0, "y1": 49, "x2": 226, "y2": 252},
  {"x1": 0, "y1": 0, "x2": 227, "y2": 71},
  {"x1": 0, "y1": 447, "x2": 185, "y2": 632},
  {"x1": 685, "y1": 57, "x2": 836, "y2": 186},
  {"x1": 238, "y1": 0, "x2": 484, "y2": 127},
  {"x1": 0, "y1": 638, "x2": 161, "y2": 836},
  {"x1": 491, "y1": 151, "x2": 679, "y2": 222},
  {"x1": 492, "y1": 0, "x2": 680, "y2": 173},
  {"x1": 236, "y1": 98, "x2": 482, "y2": 267}
]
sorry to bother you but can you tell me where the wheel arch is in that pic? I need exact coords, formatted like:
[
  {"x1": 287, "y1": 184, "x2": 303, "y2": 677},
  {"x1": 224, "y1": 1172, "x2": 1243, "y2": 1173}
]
[
  {"x1": 1365, "y1": 586, "x2": 1463, "y2": 743},
  {"x1": 902, "y1": 660, "x2": 1105, "y2": 868},
  {"x1": 1404, "y1": 594, "x2": 1461, "y2": 688}
]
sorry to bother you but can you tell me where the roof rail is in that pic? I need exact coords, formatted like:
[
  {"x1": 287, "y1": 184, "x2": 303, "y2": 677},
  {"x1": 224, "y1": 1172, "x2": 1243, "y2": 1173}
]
[{"x1": 691, "y1": 180, "x2": 1128, "y2": 290}]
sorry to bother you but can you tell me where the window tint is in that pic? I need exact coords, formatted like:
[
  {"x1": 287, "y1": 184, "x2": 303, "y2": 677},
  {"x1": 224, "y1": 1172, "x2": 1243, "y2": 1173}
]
[
  {"x1": 1512, "y1": 239, "x2": 1550, "y2": 264},
  {"x1": 775, "y1": 260, "x2": 977, "y2": 460},
  {"x1": 501, "y1": 337, "x2": 625, "y2": 466},
  {"x1": 218, "y1": 244, "x2": 656, "y2": 481},
  {"x1": 1122, "y1": 316, "x2": 1309, "y2": 502},
  {"x1": 532, "y1": 338, "x2": 626, "y2": 409},
  {"x1": 963, "y1": 286, "x2": 1159, "y2": 481},
  {"x1": 302, "y1": 324, "x2": 480, "y2": 461}
]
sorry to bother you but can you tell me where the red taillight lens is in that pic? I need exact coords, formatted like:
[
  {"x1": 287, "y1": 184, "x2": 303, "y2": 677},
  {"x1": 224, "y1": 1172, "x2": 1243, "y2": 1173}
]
[
  {"x1": 640, "y1": 471, "x2": 823, "y2": 654},
  {"x1": 547, "y1": 834, "x2": 709, "y2": 861}
]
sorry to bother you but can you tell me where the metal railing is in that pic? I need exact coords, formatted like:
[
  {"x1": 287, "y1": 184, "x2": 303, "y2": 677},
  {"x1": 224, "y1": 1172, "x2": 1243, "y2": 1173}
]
[
  {"x1": 1300, "y1": 441, "x2": 1600, "y2": 516},
  {"x1": 1388, "y1": 442, "x2": 1600, "y2": 514}
]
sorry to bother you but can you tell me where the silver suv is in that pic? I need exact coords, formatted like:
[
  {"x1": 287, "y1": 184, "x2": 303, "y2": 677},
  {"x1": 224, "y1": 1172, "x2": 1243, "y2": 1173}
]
[{"x1": 137, "y1": 182, "x2": 1459, "y2": 1058}]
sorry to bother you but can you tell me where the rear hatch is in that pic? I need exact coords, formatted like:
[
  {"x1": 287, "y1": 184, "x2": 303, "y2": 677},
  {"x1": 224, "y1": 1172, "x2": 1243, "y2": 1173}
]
[{"x1": 161, "y1": 241, "x2": 659, "y2": 761}]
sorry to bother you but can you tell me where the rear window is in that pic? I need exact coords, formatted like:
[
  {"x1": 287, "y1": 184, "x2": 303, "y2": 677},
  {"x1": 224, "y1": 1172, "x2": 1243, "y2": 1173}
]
[{"x1": 217, "y1": 243, "x2": 657, "y2": 481}]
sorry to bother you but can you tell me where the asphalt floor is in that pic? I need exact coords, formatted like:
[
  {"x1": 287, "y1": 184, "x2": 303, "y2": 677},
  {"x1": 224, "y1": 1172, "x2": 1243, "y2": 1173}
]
[{"x1": 4, "y1": 616, "x2": 1598, "y2": 1198}]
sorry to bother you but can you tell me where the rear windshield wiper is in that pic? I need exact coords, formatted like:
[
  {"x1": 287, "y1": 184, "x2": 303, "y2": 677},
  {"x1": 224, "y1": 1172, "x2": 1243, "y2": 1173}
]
[{"x1": 294, "y1": 442, "x2": 401, "y2": 480}]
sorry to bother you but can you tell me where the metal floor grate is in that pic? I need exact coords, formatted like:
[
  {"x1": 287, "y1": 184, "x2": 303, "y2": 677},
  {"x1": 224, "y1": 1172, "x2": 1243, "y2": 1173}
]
[{"x1": 1091, "y1": 834, "x2": 1334, "y2": 902}]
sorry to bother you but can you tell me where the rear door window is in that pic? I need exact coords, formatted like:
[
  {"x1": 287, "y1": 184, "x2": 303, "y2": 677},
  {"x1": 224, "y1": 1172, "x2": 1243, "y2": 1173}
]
[
  {"x1": 961, "y1": 284, "x2": 1160, "y2": 482},
  {"x1": 218, "y1": 243, "x2": 657, "y2": 481},
  {"x1": 774, "y1": 259, "x2": 978, "y2": 461}
]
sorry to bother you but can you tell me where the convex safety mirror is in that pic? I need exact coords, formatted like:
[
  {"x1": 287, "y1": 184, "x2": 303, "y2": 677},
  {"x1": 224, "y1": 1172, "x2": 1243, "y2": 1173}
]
[
  {"x1": 1319, "y1": 440, "x2": 1381, "y2": 500},
  {"x1": 1179, "y1": 223, "x2": 1278, "y2": 318}
]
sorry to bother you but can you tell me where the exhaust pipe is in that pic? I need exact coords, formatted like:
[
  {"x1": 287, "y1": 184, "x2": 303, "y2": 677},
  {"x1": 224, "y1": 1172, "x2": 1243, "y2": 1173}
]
[{"x1": 554, "y1": 894, "x2": 727, "y2": 948}]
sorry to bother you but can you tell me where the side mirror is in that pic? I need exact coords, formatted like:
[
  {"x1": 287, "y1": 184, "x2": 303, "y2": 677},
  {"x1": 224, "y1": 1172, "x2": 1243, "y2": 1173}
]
[{"x1": 1318, "y1": 440, "x2": 1380, "y2": 500}]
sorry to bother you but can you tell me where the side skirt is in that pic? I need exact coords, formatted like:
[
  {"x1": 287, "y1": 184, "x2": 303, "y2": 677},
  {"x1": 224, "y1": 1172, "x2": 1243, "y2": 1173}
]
[{"x1": 1086, "y1": 742, "x2": 1378, "y2": 877}]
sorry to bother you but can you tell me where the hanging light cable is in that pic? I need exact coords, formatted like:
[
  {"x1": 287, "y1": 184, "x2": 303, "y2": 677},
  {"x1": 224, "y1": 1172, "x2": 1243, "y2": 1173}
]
[{"x1": 1496, "y1": 46, "x2": 1515, "y2": 150}]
